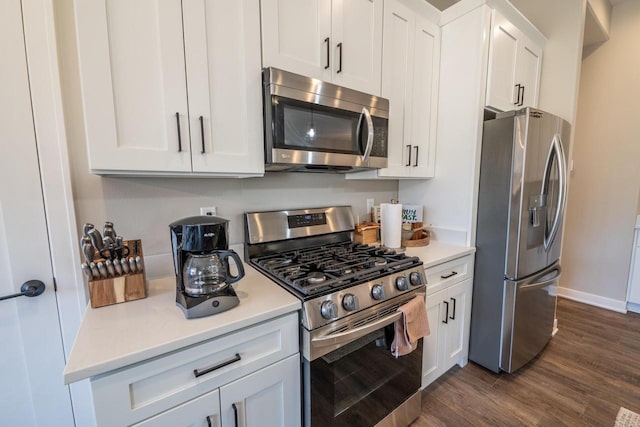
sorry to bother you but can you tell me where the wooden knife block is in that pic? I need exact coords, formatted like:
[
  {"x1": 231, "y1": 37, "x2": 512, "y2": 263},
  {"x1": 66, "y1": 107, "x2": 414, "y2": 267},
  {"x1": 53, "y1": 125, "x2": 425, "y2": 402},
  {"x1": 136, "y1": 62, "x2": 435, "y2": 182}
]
[{"x1": 87, "y1": 239, "x2": 147, "y2": 308}]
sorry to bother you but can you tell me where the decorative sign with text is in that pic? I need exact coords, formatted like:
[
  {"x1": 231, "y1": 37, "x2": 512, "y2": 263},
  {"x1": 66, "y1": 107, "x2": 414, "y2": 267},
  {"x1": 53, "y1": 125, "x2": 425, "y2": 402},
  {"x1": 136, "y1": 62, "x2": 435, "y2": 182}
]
[{"x1": 402, "y1": 205, "x2": 423, "y2": 223}]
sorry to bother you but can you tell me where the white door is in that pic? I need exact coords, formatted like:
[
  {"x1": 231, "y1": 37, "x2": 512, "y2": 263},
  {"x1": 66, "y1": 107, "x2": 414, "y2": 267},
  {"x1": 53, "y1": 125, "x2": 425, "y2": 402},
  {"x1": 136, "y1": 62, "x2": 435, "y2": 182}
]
[
  {"x1": 485, "y1": 9, "x2": 519, "y2": 112},
  {"x1": 75, "y1": 0, "x2": 192, "y2": 173},
  {"x1": 517, "y1": 39, "x2": 542, "y2": 108},
  {"x1": 422, "y1": 289, "x2": 446, "y2": 388},
  {"x1": 220, "y1": 354, "x2": 301, "y2": 427},
  {"x1": 444, "y1": 279, "x2": 472, "y2": 367},
  {"x1": 0, "y1": 0, "x2": 74, "y2": 425},
  {"x1": 260, "y1": 0, "x2": 332, "y2": 82},
  {"x1": 331, "y1": 0, "x2": 383, "y2": 95},
  {"x1": 409, "y1": 14, "x2": 439, "y2": 178},
  {"x1": 183, "y1": 0, "x2": 264, "y2": 175},
  {"x1": 379, "y1": 0, "x2": 414, "y2": 178}
]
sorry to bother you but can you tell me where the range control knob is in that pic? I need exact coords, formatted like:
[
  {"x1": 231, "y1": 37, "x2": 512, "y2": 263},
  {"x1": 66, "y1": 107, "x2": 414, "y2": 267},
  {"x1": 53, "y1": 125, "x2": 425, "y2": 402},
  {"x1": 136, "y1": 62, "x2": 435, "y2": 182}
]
[
  {"x1": 410, "y1": 271, "x2": 423, "y2": 286},
  {"x1": 320, "y1": 301, "x2": 338, "y2": 319},
  {"x1": 342, "y1": 293, "x2": 357, "y2": 311},
  {"x1": 395, "y1": 276, "x2": 409, "y2": 291},
  {"x1": 371, "y1": 284, "x2": 385, "y2": 301}
]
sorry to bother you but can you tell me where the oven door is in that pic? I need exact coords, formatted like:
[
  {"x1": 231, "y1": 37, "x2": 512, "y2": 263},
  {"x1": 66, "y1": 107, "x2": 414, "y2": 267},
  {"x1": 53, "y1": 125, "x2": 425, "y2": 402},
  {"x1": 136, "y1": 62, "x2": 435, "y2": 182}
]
[
  {"x1": 303, "y1": 316, "x2": 422, "y2": 426},
  {"x1": 265, "y1": 95, "x2": 388, "y2": 170}
]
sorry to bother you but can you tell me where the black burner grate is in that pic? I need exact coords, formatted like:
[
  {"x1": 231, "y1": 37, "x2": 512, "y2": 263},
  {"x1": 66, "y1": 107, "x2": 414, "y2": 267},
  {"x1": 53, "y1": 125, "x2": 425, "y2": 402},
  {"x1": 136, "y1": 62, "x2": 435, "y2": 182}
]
[{"x1": 250, "y1": 242, "x2": 421, "y2": 297}]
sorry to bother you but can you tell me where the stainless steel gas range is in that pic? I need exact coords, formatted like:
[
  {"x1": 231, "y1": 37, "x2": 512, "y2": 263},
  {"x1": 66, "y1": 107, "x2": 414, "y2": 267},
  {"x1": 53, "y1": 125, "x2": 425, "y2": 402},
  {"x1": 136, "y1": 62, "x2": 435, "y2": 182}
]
[{"x1": 245, "y1": 206, "x2": 425, "y2": 427}]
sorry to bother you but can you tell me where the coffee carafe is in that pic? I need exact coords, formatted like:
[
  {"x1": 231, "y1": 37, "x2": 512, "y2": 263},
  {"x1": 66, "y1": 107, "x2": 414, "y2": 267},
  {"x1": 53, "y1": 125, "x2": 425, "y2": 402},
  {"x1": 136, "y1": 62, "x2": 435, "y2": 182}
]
[{"x1": 169, "y1": 216, "x2": 244, "y2": 319}]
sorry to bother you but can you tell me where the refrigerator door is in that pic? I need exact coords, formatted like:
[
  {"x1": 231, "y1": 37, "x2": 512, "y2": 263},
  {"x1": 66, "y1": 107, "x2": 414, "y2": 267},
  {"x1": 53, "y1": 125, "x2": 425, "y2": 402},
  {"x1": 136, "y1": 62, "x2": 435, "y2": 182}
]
[
  {"x1": 500, "y1": 262, "x2": 560, "y2": 373},
  {"x1": 505, "y1": 108, "x2": 568, "y2": 280},
  {"x1": 543, "y1": 117, "x2": 570, "y2": 265}
]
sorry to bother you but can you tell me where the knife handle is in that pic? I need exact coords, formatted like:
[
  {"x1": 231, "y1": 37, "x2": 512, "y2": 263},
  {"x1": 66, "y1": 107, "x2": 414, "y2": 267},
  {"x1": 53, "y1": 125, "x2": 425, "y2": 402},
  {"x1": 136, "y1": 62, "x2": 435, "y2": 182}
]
[
  {"x1": 105, "y1": 260, "x2": 116, "y2": 277},
  {"x1": 96, "y1": 262, "x2": 108, "y2": 279},
  {"x1": 135, "y1": 256, "x2": 144, "y2": 273},
  {"x1": 83, "y1": 223, "x2": 94, "y2": 236},
  {"x1": 88, "y1": 228, "x2": 104, "y2": 250},
  {"x1": 81, "y1": 263, "x2": 93, "y2": 280},
  {"x1": 121, "y1": 258, "x2": 130, "y2": 274},
  {"x1": 81, "y1": 236, "x2": 94, "y2": 264},
  {"x1": 113, "y1": 259, "x2": 123, "y2": 276},
  {"x1": 89, "y1": 262, "x2": 100, "y2": 279},
  {"x1": 103, "y1": 221, "x2": 117, "y2": 241},
  {"x1": 128, "y1": 257, "x2": 137, "y2": 274}
]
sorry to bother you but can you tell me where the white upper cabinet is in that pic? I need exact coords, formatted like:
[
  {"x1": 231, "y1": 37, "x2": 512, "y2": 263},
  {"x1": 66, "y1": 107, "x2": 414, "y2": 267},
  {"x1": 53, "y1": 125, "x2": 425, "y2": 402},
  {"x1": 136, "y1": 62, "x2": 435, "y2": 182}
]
[
  {"x1": 261, "y1": 0, "x2": 383, "y2": 95},
  {"x1": 347, "y1": 0, "x2": 439, "y2": 180},
  {"x1": 485, "y1": 9, "x2": 542, "y2": 112},
  {"x1": 76, "y1": 0, "x2": 264, "y2": 176}
]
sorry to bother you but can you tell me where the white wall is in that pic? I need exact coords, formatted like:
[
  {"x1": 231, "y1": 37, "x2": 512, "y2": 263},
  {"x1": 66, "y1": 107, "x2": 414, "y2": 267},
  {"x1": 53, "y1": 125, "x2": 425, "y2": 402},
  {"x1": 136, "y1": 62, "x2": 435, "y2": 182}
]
[
  {"x1": 560, "y1": 0, "x2": 640, "y2": 304},
  {"x1": 53, "y1": 0, "x2": 398, "y2": 279}
]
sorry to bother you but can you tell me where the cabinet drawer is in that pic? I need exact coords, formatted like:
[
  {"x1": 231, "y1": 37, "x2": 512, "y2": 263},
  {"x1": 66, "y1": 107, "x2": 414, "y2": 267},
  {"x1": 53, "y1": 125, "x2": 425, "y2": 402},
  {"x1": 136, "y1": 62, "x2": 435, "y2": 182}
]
[
  {"x1": 91, "y1": 312, "x2": 298, "y2": 426},
  {"x1": 425, "y1": 255, "x2": 474, "y2": 295}
]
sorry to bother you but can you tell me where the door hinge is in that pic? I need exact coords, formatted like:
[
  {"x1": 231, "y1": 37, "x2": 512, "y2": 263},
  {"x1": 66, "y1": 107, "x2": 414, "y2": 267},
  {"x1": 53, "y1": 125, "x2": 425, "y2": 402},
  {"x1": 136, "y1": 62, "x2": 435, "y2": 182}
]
[{"x1": 53, "y1": 277, "x2": 58, "y2": 292}]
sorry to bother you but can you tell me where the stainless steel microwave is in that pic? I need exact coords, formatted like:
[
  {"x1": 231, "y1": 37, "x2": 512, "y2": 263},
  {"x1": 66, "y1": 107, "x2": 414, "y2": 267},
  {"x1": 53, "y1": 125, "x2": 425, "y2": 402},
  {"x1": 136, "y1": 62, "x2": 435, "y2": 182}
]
[{"x1": 262, "y1": 67, "x2": 389, "y2": 172}]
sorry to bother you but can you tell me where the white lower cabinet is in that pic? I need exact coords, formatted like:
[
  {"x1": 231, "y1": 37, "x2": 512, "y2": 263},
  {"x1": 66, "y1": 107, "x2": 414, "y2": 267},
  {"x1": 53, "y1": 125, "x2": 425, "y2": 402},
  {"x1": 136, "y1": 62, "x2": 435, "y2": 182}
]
[
  {"x1": 90, "y1": 313, "x2": 300, "y2": 426},
  {"x1": 220, "y1": 355, "x2": 300, "y2": 427},
  {"x1": 627, "y1": 225, "x2": 640, "y2": 309},
  {"x1": 422, "y1": 255, "x2": 474, "y2": 388}
]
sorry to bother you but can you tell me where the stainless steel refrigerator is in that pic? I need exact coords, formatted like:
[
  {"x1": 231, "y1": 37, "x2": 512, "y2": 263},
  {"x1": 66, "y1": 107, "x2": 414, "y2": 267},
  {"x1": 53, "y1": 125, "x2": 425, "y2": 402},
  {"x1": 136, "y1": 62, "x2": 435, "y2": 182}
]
[{"x1": 470, "y1": 107, "x2": 570, "y2": 373}]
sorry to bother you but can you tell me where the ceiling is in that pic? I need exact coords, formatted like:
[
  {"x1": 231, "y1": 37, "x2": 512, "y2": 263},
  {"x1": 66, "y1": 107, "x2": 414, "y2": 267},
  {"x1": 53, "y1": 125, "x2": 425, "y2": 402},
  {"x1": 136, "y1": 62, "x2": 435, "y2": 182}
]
[{"x1": 426, "y1": 0, "x2": 626, "y2": 12}]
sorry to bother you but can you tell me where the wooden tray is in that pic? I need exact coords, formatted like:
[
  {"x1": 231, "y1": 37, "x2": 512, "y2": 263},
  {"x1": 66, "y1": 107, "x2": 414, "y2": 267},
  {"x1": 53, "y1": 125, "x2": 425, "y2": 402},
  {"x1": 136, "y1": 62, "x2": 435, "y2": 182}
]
[
  {"x1": 87, "y1": 239, "x2": 147, "y2": 308},
  {"x1": 402, "y1": 230, "x2": 430, "y2": 247}
]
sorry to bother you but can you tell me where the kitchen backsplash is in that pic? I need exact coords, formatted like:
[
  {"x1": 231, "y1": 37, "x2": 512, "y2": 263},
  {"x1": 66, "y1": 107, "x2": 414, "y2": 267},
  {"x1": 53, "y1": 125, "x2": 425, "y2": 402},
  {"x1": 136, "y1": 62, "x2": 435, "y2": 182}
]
[{"x1": 72, "y1": 173, "x2": 398, "y2": 278}]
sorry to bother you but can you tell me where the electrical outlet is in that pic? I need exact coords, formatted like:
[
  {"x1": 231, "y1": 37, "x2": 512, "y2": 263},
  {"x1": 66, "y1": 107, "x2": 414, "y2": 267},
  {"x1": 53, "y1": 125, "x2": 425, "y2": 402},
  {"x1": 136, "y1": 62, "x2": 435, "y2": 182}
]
[{"x1": 200, "y1": 206, "x2": 217, "y2": 216}]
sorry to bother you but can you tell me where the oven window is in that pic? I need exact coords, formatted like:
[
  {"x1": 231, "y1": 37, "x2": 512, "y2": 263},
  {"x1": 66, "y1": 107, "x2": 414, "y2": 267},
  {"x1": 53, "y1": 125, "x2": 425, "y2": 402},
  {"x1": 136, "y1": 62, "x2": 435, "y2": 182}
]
[
  {"x1": 273, "y1": 97, "x2": 363, "y2": 155},
  {"x1": 305, "y1": 325, "x2": 422, "y2": 426}
]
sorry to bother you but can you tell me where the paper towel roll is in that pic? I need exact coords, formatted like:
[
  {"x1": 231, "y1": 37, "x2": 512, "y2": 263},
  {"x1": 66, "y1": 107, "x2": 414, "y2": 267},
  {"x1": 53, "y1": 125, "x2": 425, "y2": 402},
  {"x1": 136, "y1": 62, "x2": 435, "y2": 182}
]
[{"x1": 380, "y1": 203, "x2": 403, "y2": 248}]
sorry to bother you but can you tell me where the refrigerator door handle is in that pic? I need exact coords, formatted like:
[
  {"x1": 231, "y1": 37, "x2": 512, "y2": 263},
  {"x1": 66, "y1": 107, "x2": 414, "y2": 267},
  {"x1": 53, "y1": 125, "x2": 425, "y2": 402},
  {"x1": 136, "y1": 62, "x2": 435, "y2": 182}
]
[
  {"x1": 518, "y1": 265, "x2": 562, "y2": 290},
  {"x1": 541, "y1": 134, "x2": 567, "y2": 251}
]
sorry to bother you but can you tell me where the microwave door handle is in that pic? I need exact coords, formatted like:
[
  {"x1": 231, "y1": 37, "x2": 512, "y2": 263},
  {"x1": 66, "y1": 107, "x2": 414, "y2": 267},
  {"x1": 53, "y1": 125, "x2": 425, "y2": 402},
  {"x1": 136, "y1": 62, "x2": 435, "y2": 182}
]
[{"x1": 360, "y1": 107, "x2": 374, "y2": 161}]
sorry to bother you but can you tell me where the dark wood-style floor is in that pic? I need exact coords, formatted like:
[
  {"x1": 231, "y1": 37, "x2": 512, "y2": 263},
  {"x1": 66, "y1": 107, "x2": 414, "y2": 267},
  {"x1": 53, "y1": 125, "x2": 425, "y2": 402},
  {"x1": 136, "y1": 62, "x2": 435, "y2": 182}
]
[{"x1": 412, "y1": 298, "x2": 640, "y2": 426}]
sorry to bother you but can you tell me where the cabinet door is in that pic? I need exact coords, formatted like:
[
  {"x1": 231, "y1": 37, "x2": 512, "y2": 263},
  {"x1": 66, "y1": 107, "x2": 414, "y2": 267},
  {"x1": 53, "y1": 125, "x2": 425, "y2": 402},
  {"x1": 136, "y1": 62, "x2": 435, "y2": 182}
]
[
  {"x1": 260, "y1": 0, "x2": 331, "y2": 82},
  {"x1": 422, "y1": 288, "x2": 446, "y2": 388},
  {"x1": 183, "y1": 0, "x2": 264, "y2": 175},
  {"x1": 331, "y1": 0, "x2": 383, "y2": 95},
  {"x1": 133, "y1": 389, "x2": 221, "y2": 427},
  {"x1": 485, "y1": 9, "x2": 519, "y2": 112},
  {"x1": 76, "y1": 0, "x2": 192, "y2": 173},
  {"x1": 220, "y1": 354, "x2": 301, "y2": 427},
  {"x1": 408, "y1": 14, "x2": 439, "y2": 178},
  {"x1": 444, "y1": 278, "x2": 473, "y2": 368},
  {"x1": 516, "y1": 37, "x2": 542, "y2": 108},
  {"x1": 378, "y1": 0, "x2": 415, "y2": 178}
]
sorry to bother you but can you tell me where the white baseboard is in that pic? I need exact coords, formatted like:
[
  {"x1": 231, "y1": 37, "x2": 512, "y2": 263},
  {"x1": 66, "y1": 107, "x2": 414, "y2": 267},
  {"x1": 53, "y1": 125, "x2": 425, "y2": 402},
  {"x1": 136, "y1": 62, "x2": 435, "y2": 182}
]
[
  {"x1": 557, "y1": 286, "x2": 627, "y2": 313},
  {"x1": 627, "y1": 302, "x2": 640, "y2": 313}
]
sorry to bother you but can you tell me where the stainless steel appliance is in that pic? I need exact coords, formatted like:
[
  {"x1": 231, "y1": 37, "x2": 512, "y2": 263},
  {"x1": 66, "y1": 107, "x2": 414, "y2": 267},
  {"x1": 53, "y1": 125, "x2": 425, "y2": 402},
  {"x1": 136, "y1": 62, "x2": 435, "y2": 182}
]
[
  {"x1": 262, "y1": 67, "x2": 389, "y2": 172},
  {"x1": 170, "y1": 216, "x2": 244, "y2": 319},
  {"x1": 245, "y1": 206, "x2": 425, "y2": 426},
  {"x1": 470, "y1": 108, "x2": 569, "y2": 373}
]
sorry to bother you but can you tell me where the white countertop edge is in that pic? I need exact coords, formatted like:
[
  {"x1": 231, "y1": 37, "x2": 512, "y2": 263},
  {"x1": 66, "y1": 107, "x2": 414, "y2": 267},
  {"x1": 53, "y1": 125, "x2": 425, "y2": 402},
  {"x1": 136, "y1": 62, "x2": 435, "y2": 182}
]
[
  {"x1": 636, "y1": 215, "x2": 640, "y2": 229},
  {"x1": 404, "y1": 241, "x2": 476, "y2": 269},
  {"x1": 63, "y1": 301, "x2": 300, "y2": 385}
]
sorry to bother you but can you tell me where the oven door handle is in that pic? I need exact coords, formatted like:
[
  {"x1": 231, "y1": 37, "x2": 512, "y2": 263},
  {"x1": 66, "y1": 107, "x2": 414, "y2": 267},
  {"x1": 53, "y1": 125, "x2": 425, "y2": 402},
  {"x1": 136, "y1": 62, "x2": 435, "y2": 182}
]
[{"x1": 311, "y1": 311, "x2": 402, "y2": 349}]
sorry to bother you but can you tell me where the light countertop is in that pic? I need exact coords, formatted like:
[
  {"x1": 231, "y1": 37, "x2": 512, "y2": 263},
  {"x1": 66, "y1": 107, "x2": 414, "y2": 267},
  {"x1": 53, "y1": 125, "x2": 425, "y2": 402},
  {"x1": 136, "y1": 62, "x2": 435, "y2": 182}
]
[
  {"x1": 64, "y1": 240, "x2": 473, "y2": 385},
  {"x1": 63, "y1": 264, "x2": 301, "y2": 384},
  {"x1": 404, "y1": 240, "x2": 475, "y2": 267}
]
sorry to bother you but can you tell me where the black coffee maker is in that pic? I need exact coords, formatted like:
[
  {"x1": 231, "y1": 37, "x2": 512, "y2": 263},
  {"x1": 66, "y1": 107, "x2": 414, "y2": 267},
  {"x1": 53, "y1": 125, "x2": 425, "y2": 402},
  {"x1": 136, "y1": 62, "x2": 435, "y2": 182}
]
[{"x1": 170, "y1": 216, "x2": 244, "y2": 319}]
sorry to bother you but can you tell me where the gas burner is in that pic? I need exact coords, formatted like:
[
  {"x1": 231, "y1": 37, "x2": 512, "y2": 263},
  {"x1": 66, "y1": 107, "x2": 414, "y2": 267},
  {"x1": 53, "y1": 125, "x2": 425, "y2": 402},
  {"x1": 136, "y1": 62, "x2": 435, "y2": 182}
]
[
  {"x1": 371, "y1": 257, "x2": 388, "y2": 267},
  {"x1": 306, "y1": 272, "x2": 327, "y2": 285},
  {"x1": 262, "y1": 257, "x2": 293, "y2": 269}
]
